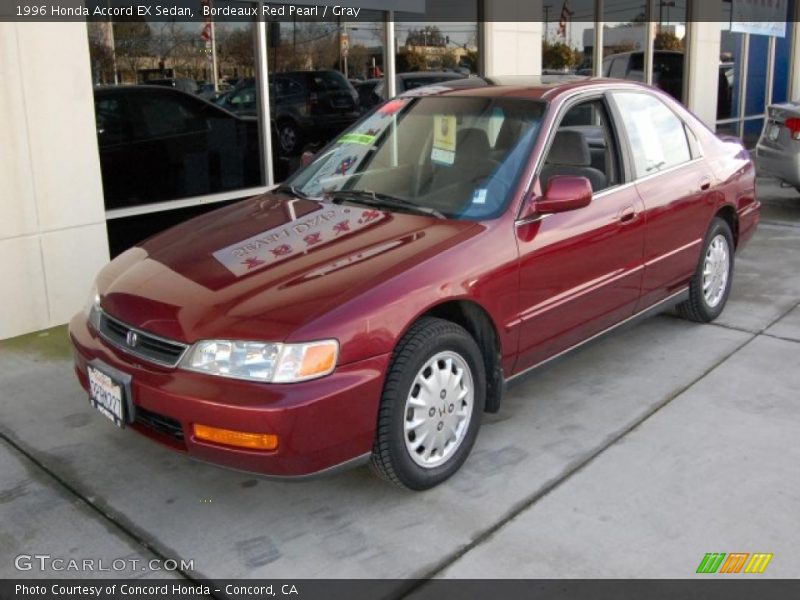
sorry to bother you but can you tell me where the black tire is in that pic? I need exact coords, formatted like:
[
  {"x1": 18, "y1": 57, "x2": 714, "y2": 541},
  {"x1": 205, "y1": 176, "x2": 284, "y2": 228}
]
[
  {"x1": 371, "y1": 317, "x2": 486, "y2": 490},
  {"x1": 677, "y1": 217, "x2": 735, "y2": 323},
  {"x1": 277, "y1": 120, "x2": 301, "y2": 156}
]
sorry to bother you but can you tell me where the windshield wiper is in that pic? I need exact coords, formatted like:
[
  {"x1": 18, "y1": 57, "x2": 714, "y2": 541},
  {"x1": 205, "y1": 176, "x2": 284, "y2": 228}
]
[
  {"x1": 274, "y1": 185, "x2": 321, "y2": 201},
  {"x1": 328, "y1": 189, "x2": 446, "y2": 219}
]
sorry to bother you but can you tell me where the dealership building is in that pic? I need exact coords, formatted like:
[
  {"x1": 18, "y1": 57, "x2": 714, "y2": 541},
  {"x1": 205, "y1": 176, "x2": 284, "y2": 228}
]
[{"x1": 1, "y1": 0, "x2": 799, "y2": 340}]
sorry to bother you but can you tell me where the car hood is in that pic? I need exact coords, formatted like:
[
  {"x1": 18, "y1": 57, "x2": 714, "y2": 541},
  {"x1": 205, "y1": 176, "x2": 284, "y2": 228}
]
[{"x1": 98, "y1": 193, "x2": 479, "y2": 343}]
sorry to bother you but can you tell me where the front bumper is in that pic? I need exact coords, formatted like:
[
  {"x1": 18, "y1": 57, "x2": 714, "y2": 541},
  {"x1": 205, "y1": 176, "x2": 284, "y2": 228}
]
[{"x1": 69, "y1": 313, "x2": 390, "y2": 477}]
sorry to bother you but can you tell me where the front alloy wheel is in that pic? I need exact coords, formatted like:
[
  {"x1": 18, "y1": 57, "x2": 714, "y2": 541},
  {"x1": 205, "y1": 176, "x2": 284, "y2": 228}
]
[{"x1": 371, "y1": 317, "x2": 486, "y2": 490}]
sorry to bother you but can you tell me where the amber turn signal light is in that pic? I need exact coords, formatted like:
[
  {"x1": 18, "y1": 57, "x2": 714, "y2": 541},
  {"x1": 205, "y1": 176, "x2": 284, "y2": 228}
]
[
  {"x1": 298, "y1": 343, "x2": 338, "y2": 378},
  {"x1": 193, "y1": 424, "x2": 278, "y2": 451}
]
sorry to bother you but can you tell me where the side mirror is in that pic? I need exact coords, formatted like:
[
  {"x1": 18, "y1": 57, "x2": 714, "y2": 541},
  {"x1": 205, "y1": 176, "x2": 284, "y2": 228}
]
[{"x1": 536, "y1": 176, "x2": 593, "y2": 214}]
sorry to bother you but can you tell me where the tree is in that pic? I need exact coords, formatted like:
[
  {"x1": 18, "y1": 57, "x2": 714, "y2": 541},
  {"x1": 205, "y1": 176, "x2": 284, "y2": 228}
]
[
  {"x1": 655, "y1": 31, "x2": 683, "y2": 51},
  {"x1": 542, "y1": 40, "x2": 580, "y2": 71},
  {"x1": 396, "y1": 48, "x2": 427, "y2": 72},
  {"x1": 406, "y1": 26, "x2": 446, "y2": 48},
  {"x1": 441, "y1": 49, "x2": 459, "y2": 70},
  {"x1": 87, "y1": 22, "x2": 117, "y2": 84},
  {"x1": 347, "y1": 44, "x2": 371, "y2": 79},
  {"x1": 113, "y1": 20, "x2": 151, "y2": 80},
  {"x1": 460, "y1": 49, "x2": 478, "y2": 74},
  {"x1": 219, "y1": 25, "x2": 255, "y2": 76}
]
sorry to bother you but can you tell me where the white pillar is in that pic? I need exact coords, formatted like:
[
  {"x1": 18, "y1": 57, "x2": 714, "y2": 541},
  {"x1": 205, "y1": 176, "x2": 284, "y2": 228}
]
[
  {"x1": 0, "y1": 23, "x2": 110, "y2": 339},
  {"x1": 685, "y1": 1, "x2": 723, "y2": 128},
  {"x1": 482, "y1": 0, "x2": 543, "y2": 77}
]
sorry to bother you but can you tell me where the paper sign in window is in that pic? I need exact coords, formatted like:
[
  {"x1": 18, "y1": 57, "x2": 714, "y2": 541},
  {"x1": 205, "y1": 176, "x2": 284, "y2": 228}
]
[
  {"x1": 432, "y1": 115, "x2": 457, "y2": 165},
  {"x1": 629, "y1": 108, "x2": 665, "y2": 172}
]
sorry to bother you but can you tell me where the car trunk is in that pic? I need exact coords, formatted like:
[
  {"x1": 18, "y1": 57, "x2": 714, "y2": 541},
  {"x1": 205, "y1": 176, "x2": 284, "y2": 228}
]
[{"x1": 762, "y1": 102, "x2": 800, "y2": 150}]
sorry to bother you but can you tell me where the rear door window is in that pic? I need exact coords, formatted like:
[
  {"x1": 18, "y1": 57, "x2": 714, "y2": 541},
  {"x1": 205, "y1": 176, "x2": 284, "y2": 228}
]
[{"x1": 611, "y1": 91, "x2": 692, "y2": 178}]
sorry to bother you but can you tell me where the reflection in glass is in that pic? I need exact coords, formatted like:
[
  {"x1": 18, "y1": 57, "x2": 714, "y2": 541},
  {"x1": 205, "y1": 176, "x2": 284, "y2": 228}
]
[
  {"x1": 653, "y1": 0, "x2": 687, "y2": 103},
  {"x1": 543, "y1": 0, "x2": 595, "y2": 75},
  {"x1": 602, "y1": 1, "x2": 647, "y2": 83},
  {"x1": 394, "y1": 0, "x2": 480, "y2": 88},
  {"x1": 719, "y1": 15, "x2": 743, "y2": 122},
  {"x1": 87, "y1": 15, "x2": 264, "y2": 209},
  {"x1": 258, "y1": 11, "x2": 384, "y2": 177}
]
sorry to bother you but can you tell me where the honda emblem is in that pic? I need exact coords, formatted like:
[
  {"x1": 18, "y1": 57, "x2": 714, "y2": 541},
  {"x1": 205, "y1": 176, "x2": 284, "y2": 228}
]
[{"x1": 126, "y1": 330, "x2": 139, "y2": 347}]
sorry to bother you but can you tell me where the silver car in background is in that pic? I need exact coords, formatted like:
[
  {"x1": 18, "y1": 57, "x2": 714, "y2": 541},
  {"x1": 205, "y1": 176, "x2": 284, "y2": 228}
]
[{"x1": 756, "y1": 102, "x2": 800, "y2": 192}]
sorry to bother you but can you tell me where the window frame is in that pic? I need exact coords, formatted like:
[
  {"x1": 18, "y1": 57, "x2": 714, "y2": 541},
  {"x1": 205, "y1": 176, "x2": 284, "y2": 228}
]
[{"x1": 530, "y1": 91, "x2": 634, "y2": 205}]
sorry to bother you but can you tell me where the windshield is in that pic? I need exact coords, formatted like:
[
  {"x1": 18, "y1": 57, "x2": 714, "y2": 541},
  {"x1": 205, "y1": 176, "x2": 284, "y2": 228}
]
[{"x1": 286, "y1": 95, "x2": 546, "y2": 220}]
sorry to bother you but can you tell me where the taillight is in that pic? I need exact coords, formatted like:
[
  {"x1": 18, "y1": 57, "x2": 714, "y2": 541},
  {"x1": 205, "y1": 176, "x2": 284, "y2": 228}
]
[{"x1": 785, "y1": 118, "x2": 800, "y2": 140}]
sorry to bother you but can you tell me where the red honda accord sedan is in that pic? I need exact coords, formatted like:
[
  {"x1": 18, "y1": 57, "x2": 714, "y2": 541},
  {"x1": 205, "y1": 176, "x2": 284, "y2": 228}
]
[{"x1": 70, "y1": 78, "x2": 760, "y2": 490}]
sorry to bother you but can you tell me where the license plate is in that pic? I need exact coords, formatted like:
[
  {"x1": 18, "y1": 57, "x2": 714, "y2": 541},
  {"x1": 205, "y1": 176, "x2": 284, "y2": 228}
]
[
  {"x1": 88, "y1": 365, "x2": 126, "y2": 428},
  {"x1": 768, "y1": 124, "x2": 780, "y2": 141}
]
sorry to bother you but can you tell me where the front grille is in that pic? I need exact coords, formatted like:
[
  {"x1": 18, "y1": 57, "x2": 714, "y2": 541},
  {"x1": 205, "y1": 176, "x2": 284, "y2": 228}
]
[
  {"x1": 98, "y1": 311, "x2": 188, "y2": 367},
  {"x1": 135, "y1": 407, "x2": 184, "y2": 441}
]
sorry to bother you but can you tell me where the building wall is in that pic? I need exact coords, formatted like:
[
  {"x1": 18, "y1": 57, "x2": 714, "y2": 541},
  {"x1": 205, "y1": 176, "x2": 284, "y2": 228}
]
[
  {"x1": 482, "y1": 0, "x2": 543, "y2": 77},
  {"x1": 685, "y1": 4, "x2": 723, "y2": 128},
  {"x1": 0, "y1": 23, "x2": 109, "y2": 340}
]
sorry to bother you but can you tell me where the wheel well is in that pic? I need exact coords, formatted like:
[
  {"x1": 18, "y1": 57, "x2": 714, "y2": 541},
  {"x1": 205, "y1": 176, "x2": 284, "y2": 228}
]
[
  {"x1": 715, "y1": 205, "x2": 739, "y2": 248},
  {"x1": 423, "y1": 300, "x2": 505, "y2": 413}
]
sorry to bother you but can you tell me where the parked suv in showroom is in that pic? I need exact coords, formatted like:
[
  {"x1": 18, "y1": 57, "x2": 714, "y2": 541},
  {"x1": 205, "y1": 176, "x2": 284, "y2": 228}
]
[{"x1": 217, "y1": 70, "x2": 361, "y2": 156}]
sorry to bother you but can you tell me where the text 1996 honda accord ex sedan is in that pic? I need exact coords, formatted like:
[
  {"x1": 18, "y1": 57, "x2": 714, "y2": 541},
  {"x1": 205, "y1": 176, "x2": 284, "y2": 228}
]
[{"x1": 70, "y1": 78, "x2": 760, "y2": 490}]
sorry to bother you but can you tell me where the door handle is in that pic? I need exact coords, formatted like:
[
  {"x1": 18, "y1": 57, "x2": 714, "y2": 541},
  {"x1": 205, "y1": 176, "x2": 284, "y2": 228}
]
[
  {"x1": 699, "y1": 176, "x2": 712, "y2": 191},
  {"x1": 618, "y1": 205, "x2": 636, "y2": 224}
]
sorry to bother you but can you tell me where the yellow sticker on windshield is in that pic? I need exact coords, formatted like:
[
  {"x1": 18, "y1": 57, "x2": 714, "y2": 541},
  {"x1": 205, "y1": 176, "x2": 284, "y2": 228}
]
[
  {"x1": 339, "y1": 132, "x2": 376, "y2": 146},
  {"x1": 433, "y1": 115, "x2": 457, "y2": 152}
]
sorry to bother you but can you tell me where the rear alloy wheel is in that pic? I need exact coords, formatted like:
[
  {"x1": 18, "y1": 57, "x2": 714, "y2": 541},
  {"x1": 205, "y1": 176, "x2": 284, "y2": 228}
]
[
  {"x1": 371, "y1": 317, "x2": 485, "y2": 490},
  {"x1": 677, "y1": 217, "x2": 734, "y2": 322}
]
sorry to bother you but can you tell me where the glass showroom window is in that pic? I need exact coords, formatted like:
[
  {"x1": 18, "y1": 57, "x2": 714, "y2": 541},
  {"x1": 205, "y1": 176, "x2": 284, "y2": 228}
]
[
  {"x1": 601, "y1": 1, "x2": 648, "y2": 83},
  {"x1": 87, "y1": 8, "x2": 269, "y2": 254},
  {"x1": 247, "y1": 8, "x2": 387, "y2": 179},
  {"x1": 594, "y1": 1, "x2": 689, "y2": 108},
  {"x1": 542, "y1": 0, "x2": 596, "y2": 76},
  {"x1": 393, "y1": 0, "x2": 480, "y2": 95},
  {"x1": 716, "y1": 0, "x2": 793, "y2": 147}
]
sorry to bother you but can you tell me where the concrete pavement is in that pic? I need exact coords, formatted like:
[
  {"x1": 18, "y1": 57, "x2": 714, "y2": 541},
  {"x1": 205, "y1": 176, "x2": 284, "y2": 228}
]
[{"x1": 0, "y1": 179, "x2": 798, "y2": 586}]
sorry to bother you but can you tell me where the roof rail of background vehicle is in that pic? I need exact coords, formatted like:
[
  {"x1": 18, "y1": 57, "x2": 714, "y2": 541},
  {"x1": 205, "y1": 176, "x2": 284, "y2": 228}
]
[{"x1": 420, "y1": 76, "x2": 651, "y2": 100}]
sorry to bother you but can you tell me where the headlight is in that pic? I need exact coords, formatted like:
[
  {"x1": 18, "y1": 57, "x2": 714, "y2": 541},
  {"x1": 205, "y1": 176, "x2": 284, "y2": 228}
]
[
  {"x1": 85, "y1": 285, "x2": 101, "y2": 330},
  {"x1": 181, "y1": 339, "x2": 338, "y2": 383}
]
